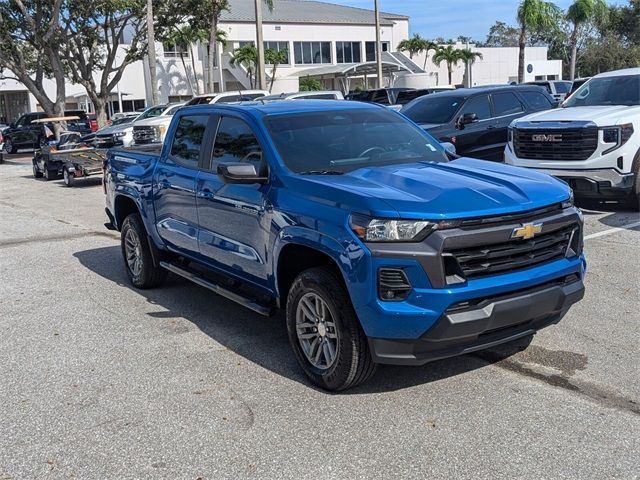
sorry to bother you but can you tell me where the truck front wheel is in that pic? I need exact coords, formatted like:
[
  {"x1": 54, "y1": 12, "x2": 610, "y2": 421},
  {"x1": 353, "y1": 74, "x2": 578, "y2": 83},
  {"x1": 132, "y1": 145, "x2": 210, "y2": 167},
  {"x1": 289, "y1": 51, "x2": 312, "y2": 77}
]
[
  {"x1": 286, "y1": 266, "x2": 377, "y2": 391},
  {"x1": 121, "y1": 213, "x2": 167, "y2": 289},
  {"x1": 626, "y1": 152, "x2": 640, "y2": 211}
]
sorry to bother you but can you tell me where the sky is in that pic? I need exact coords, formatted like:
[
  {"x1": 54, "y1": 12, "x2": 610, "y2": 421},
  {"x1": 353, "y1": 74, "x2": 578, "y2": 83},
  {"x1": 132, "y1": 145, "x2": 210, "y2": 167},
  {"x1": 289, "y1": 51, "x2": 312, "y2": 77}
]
[{"x1": 322, "y1": 0, "x2": 627, "y2": 42}]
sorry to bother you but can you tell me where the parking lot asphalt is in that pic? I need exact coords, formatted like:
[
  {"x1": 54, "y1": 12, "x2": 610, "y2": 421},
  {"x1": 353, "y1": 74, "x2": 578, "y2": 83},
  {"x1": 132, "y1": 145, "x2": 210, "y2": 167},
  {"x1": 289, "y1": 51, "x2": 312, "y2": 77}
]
[{"x1": 1, "y1": 152, "x2": 639, "y2": 479}]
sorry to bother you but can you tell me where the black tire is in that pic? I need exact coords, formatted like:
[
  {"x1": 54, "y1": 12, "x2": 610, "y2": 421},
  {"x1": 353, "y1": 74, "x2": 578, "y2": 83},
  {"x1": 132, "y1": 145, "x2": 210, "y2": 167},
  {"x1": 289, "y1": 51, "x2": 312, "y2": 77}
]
[
  {"x1": 63, "y1": 168, "x2": 75, "y2": 187},
  {"x1": 4, "y1": 138, "x2": 17, "y2": 154},
  {"x1": 43, "y1": 168, "x2": 58, "y2": 181},
  {"x1": 32, "y1": 162, "x2": 43, "y2": 178},
  {"x1": 286, "y1": 266, "x2": 377, "y2": 391},
  {"x1": 625, "y1": 151, "x2": 640, "y2": 211},
  {"x1": 121, "y1": 213, "x2": 167, "y2": 289}
]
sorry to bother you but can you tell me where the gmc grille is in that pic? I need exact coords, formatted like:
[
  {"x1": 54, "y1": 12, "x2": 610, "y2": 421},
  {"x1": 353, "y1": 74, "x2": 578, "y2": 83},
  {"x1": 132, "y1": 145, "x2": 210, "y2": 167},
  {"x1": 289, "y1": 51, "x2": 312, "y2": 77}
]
[
  {"x1": 514, "y1": 127, "x2": 598, "y2": 161},
  {"x1": 444, "y1": 224, "x2": 579, "y2": 279}
]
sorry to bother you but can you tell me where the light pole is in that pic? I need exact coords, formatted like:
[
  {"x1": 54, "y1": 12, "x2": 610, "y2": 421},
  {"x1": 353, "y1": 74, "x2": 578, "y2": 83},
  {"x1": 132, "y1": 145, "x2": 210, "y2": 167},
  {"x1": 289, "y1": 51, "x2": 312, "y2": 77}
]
[
  {"x1": 255, "y1": 0, "x2": 266, "y2": 90},
  {"x1": 374, "y1": 0, "x2": 383, "y2": 88}
]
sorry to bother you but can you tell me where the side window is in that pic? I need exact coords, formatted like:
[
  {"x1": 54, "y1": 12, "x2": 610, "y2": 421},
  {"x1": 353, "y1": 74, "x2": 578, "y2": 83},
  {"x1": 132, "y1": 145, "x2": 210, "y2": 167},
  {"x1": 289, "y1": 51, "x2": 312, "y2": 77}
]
[
  {"x1": 213, "y1": 117, "x2": 263, "y2": 169},
  {"x1": 169, "y1": 115, "x2": 209, "y2": 168},
  {"x1": 492, "y1": 92, "x2": 524, "y2": 116},
  {"x1": 15, "y1": 115, "x2": 27, "y2": 127},
  {"x1": 519, "y1": 91, "x2": 553, "y2": 111},
  {"x1": 216, "y1": 95, "x2": 242, "y2": 104},
  {"x1": 459, "y1": 95, "x2": 491, "y2": 120},
  {"x1": 371, "y1": 90, "x2": 390, "y2": 105}
]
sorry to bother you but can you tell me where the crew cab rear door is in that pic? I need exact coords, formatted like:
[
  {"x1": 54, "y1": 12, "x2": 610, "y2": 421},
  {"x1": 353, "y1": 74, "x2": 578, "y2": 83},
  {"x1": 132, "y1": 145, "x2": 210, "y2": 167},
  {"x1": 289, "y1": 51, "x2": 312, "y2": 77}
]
[
  {"x1": 152, "y1": 113, "x2": 212, "y2": 255},
  {"x1": 195, "y1": 114, "x2": 273, "y2": 287},
  {"x1": 488, "y1": 91, "x2": 526, "y2": 158}
]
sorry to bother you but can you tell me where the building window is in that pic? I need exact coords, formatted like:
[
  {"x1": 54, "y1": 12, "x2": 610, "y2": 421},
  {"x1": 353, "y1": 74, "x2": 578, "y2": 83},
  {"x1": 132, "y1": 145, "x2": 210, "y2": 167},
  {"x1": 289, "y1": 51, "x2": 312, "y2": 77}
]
[
  {"x1": 365, "y1": 41, "x2": 390, "y2": 62},
  {"x1": 264, "y1": 41, "x2": 290, "y2": 64},
  {"x1": 163, "y1": 42, "x2": 189, "y2": 58},
  {"x1": 293, "y1": 42, "x2": 331, "y2": 65},
  {"x1": 336, "y1": 42, "x2": 361, "y2": 64}
]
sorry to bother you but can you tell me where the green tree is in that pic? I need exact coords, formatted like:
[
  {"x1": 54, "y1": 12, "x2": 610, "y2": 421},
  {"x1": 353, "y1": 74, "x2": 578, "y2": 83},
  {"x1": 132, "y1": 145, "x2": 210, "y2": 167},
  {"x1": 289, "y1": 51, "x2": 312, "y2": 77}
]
[
  {"x1": 264, "y1": 47, "x2": 287, "y2": 93},
  {"x1": 516, "y1": 0, "x2": 561, "y2": 83},
  {"x1": 397, "y1": 34, "x2": 437, "y2": 70},
  {"x1": 458, "y1": 49, "x2": 483, "y2": 87},
  {"x1": 482, "y1": 21, "x2": 520, "y2": 47},
  {"x1": 566, "y1": 0, "x2": 608, "y2": 80},
  {"x1": 0, "y1": 0, "x2": 67, "y2": 135},
  {"x1": 230, "y1": 43, "x2": 257, "y2": 88},
  {"x1": 432, "y1": 45, "x2": 463, "y2": 85},
  {"x1": 299, "y1": 76, "x2": 323, "y2": 92},
  {"x1": 58, "y1": 0, "x2": 148, "y2": 127}
]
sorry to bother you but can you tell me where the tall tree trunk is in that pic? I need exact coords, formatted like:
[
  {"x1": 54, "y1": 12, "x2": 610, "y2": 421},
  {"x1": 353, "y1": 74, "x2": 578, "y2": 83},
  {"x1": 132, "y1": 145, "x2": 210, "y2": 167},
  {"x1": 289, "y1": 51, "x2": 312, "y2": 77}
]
[
  {"x1": 255, "y1": 0, "x2": 266, "y2": 90},
  {"x1": 423, "y1": 53, "x2": 428, "y2": 70},
  {"x1": 93, "y1": 98, "x2": 108, "y2": 129},
  {"x1": 448, "y1": 64, "x2": 453, "y2": 85},
  {"x1": 569, "y1": 23, "x2": 579, "y2": 81},
  {"x1": 146, "y1": 0, "x2": 158, "y2": 105},
  {"x1": 518, "y1": 26, "x2": 526, "y2": 83},
  {"x1": 189, "y1": 44, "x2": 200, "y2": 95},
  {"x1": 208, "y1": 18, "x2": 217, "y2": 92},
  {"x1": 269, "y1": 64, "x2": 277, "y2": 92},
  {"x1": 180, "y1": 53, "x2": 194, "y2": 95}
]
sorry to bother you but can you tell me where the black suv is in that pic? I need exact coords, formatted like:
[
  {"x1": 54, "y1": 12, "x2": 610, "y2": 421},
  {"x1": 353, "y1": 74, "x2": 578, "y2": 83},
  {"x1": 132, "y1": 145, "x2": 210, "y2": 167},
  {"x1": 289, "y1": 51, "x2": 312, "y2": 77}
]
[
  {"x1": 3, "y1": 110, "x2": 91, "y2": 154},
  {"x1": 346, "y1": 88, "x2": 414, "y2": 105},
  {"x1": 400, "y1": 86, "x2": 557, "y2": 161}
]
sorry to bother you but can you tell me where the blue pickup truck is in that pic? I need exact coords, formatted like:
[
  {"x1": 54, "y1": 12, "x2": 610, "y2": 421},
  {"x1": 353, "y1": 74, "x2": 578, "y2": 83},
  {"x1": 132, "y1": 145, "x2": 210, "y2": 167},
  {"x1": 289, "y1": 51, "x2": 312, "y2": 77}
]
[{"x1": 104, "y1": 101, "x2": 586, "y2": 391}]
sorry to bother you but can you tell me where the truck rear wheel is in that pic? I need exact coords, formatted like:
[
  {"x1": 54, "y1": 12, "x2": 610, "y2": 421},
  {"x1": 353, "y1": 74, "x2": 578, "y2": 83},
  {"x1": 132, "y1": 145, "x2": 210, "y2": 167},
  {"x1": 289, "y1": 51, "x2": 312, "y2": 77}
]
[
  {"x1": 121, "y1": 213, "x2": 167, "y2": 289},
  {"x1": 32, "y1": 162, "x2": 43, "y2": 178},
  {"x1": 286, "y1": 266, "x2": 377, "y2": 391},
  {"x1": 43, "y1": 168, "x2": 58, "y2": 181},
  {"x1": 63, "y1": 168, "x2": 75, "y2": 187}
]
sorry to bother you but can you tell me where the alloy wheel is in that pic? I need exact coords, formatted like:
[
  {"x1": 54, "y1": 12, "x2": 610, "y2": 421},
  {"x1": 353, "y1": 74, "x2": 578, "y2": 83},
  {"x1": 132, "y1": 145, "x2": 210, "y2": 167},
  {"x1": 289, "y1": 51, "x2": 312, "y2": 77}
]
[
  {"x1": 124, "y1": 229, "x2": 143, "y2": 277},
  {"x1": 295, "y1": 292, "x2": 339, "y2": 370}
]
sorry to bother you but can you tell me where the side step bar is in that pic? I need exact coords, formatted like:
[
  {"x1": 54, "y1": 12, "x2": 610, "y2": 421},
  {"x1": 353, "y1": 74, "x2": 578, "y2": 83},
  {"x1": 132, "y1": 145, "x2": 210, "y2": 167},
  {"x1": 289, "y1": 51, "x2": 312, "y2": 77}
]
[{"x1": 159, "y1": 261, "x2": 274, "y2": 317}]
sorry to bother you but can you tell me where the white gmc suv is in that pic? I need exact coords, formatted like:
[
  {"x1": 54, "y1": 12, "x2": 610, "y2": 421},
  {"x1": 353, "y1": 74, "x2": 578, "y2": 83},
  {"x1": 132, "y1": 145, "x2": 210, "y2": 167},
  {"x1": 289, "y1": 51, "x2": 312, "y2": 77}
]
[{"x1": 505, "y1": 68, "x2": 640, "y2": 209}]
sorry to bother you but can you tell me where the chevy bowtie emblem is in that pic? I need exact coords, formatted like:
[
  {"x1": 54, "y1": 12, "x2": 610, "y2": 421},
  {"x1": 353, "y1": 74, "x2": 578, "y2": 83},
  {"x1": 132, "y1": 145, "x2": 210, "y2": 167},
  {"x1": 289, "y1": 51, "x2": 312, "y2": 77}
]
[{"x1": 512, "y1": 223, "x2": 543, "y2": 240}]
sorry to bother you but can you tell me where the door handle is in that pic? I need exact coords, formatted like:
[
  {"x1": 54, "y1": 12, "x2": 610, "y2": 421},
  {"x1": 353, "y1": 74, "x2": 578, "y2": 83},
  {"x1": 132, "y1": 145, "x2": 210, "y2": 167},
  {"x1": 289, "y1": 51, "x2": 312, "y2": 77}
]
[{"x1": 198, "y1": 189, "x2": 214, "y2": 200}]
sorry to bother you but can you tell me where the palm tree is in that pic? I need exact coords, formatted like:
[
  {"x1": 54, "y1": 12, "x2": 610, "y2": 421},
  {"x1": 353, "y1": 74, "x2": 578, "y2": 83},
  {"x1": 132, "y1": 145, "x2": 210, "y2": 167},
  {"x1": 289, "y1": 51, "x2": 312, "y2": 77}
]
[
  {"x1": 458, "y1": 49, "x2": 483, "y2": 87},
  {"x1": 264, "y1": 48, "x2": 288, "y2": 92},
  {"x1": 566, "y1": 0, "x2": 608, "y2": 80},
  {"x1": 230, "y1": 43, "x2": 258, "y2": 88},
  {"x1": 166, "y1": 26, "x2": 209, "y2": 95},
  {"x1": 516, "y1": 0, "x2": 561, "y2": 83},
  {"x1": 397, "y1": 34, "x2": 438, "y2": 71},
  {"x1": 432, "y1": 45, "x2": 463, "y2": 85}
]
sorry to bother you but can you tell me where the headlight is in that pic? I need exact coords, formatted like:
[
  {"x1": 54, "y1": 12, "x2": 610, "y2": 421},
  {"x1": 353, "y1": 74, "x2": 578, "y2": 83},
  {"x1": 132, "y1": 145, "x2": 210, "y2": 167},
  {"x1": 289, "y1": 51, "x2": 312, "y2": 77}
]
[
  {"x1": 350, "y1": 214, "x2": 461, "y2": 242},
  {"x1": 561, "y1": 190, "x2": 574, "y2": 209},
  {"x1": 158, "y1": 125, "x2": 167, "y2": 140},
  {"x1": 113, "y1": 131, "x2": 126, "y2": 137}
]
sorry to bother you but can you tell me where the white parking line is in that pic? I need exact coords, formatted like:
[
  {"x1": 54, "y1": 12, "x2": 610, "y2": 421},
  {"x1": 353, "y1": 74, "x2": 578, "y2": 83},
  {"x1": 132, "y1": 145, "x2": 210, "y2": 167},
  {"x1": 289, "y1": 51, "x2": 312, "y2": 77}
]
[{"x1": 584, "y1": 221, "x2": 640, "y2": 240}]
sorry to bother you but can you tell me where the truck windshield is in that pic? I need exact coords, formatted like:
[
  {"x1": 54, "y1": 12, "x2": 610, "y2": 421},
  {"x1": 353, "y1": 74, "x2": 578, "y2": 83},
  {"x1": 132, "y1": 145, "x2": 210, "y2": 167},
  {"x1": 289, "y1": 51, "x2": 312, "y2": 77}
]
[
  {"x1": 563, "y1": 75, "x2": 639, "y2": 107},
  {"x1": 265, "y1": 108, "x2": 447, "y2": 174}
]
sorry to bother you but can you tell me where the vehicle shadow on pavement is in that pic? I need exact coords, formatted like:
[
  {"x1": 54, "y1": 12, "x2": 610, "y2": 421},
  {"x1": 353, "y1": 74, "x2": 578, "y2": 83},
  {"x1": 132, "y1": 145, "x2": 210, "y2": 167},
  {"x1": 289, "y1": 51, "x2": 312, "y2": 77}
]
[{"x1": 74, "y1": 245, "x2": 526, "y2": 394}]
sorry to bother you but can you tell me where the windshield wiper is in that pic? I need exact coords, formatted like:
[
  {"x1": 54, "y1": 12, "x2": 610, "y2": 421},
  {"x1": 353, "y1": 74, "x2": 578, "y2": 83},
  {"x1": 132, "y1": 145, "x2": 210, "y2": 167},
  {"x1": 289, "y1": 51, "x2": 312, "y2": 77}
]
[{"x1": 298, "y1": 170, "x2": 344, "y2": 175}]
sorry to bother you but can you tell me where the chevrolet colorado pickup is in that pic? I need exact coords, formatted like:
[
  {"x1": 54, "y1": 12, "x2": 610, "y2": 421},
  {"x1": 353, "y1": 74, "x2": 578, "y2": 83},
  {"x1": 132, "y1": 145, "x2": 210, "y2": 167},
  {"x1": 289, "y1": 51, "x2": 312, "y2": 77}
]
[
  {"x1": 506, "y1": 68, "x2": 640, "y2": 209},
  {"x1": 104, "y1": 101, "x2": 586, "y2": 391}
]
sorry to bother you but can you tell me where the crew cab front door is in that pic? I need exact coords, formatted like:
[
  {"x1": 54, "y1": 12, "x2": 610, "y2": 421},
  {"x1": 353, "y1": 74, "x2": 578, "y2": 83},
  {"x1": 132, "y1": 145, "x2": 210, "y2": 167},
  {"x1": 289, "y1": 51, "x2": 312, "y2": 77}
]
[
  {"x1": 195, "y1": 115, "x2": 272, "y2": 287},
  {"x1": 152, "y1": 113, "x2": 211, "y2": 255},
  {"x1": 451, "y1": 94, "x2": 497, "y2": 160}
]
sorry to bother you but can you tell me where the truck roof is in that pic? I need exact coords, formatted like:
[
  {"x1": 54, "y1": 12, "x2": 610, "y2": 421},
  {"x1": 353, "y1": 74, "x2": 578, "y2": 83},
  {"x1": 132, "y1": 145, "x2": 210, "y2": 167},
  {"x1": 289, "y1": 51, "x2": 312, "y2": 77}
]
[{"x1": 180, "y1": 99, "x2": 382, "y2": 118}]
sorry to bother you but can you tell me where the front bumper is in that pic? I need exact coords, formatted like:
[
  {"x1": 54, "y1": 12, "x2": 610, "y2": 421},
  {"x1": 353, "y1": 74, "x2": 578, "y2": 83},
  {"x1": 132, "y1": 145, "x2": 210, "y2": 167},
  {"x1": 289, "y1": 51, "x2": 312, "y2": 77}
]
[
  {"x1": 515, "y1": 167, "x2": 633, "y2": 199},
  {"x1": 369, "y1": 274, "x2": 584, "y2": 365}
]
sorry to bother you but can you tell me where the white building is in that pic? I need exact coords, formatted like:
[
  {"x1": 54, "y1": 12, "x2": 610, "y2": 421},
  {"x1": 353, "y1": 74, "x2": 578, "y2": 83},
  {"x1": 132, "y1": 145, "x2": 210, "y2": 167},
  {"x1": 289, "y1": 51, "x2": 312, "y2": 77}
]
[{"x1": 0, "y1": 0, "x2": 563, "y2": 123}]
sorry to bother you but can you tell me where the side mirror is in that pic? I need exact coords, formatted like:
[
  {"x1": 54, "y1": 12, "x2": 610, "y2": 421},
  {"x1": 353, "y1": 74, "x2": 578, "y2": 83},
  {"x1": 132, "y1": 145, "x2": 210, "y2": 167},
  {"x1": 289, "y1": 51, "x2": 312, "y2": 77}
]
[
  {"x1": 440, "y1": 142, "x2": 457, "y2": 157},
  {"x1": 457, "y1": 113, "x2": 478, "y2": 128},
  {"x1": 217, "y1": 162, "x2": 267, "y2": 184}
]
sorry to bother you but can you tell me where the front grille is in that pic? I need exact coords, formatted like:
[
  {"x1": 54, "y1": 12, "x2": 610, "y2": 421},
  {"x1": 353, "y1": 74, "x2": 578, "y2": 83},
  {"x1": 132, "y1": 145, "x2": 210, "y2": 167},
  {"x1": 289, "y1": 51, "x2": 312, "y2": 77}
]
[
  {"x1": 378, "y1": 268, "x2": 411, "y2": 301},
  {"x1": 133, "y1": 126, "x2": 157, "y2": 144},
  {"x1": 445, "y1": 225, "x2": 578, "y2": 279},
  {"x1": 514, "y1": 127, "x2": 598, "y2": 161},
  {"x1": 94, "y1": 135, "x2": 115, "y2": 148}
]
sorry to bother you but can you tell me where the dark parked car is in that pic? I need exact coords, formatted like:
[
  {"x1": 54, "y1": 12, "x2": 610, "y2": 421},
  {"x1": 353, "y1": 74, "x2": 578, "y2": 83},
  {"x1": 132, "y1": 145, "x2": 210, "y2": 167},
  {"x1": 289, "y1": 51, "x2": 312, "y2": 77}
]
[
  {"x1": 400, "y1": 85, "x2": 557, "y2": 161},
  {"x1": 524, "y1": 80, "x2": 573, "y2": 101},
  {"x1": 566, "y1": 77, "x2": 590, "y2": 99},
  {"x1": 3, "y1": 110, "x2": 91, "y2": 154},
  {"x1": 346, "y1": 88, "x2": 414, "y2": 105},
  {"x1": 394, "y1": 87, "x2": 456, "y2": 106}
]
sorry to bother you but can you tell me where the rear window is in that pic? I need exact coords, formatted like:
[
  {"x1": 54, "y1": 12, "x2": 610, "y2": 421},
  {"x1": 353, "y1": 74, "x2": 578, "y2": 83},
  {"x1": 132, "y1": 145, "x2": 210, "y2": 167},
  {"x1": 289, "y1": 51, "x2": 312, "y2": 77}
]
[
  {"x1": 519, "y1": 91, "x2": 554, "y2": 110},
  {"x1": 395, "y1": 90, "x2": 430, "y2": 106},
  {"x1": 170, "y1": 115, "x2": 209, "y2": 167},
  {"x1": 492, "y1": 92, "x2": 524, "y2": 116},
  {"x1": 554, "y1": 81, "x2": 572, "y2": 94},
  {"x1": 401, "y1": 95, "x2": 464, "y2": 124},
  {"x1": 186, "y1": 96, "x2": 215, "y2": 106}
]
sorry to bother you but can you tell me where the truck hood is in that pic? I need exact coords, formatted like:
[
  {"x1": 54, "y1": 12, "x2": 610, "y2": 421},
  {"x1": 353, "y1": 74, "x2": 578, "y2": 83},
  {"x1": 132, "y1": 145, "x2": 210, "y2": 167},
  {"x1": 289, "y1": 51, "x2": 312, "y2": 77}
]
[
  {"x1": 134, "y1": 116, "x2": 172, "y2": 127},
  {"x1": 514, "y1": 105, "x2": 640, "y2": 126},
  {"x1": 299, "y1": 158, "x2": 570, "y2": 219},
  {"x1": 97, "y1": 123, "x2": 134, "y2": 135}
]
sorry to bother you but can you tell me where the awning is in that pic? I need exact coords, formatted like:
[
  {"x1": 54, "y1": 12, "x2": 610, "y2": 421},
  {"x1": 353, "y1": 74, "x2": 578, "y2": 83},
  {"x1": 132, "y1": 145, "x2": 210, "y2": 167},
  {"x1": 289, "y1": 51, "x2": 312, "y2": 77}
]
[{"x1": 290, "y1": 60, "x2": 412, "y2": 78}]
